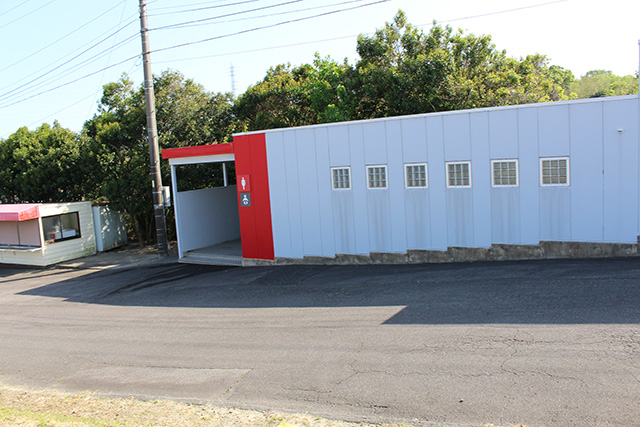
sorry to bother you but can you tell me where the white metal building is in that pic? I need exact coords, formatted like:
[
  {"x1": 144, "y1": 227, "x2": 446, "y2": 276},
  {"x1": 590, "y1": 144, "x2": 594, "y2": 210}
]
[{"x1": 163, "y1": 94, "x2": 640, "y2": 265}]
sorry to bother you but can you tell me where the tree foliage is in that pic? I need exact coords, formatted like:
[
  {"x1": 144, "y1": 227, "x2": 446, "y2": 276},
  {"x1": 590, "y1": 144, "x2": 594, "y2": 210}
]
[
  {"x1": 2, "y1": 10, "x2": 637, "y2": 246},
  {"x1": 570, "y1": 69, "x2": 638, "y2": 98},
  {"x1": 235, "y1": 11, "x2": 574, "y2": 129},
  {"x1": 0, "y1": 122, "x2": 89, "y2": 203},
  {"x1": 82, "y1": 70, "x2": 236, "y2": 243}
]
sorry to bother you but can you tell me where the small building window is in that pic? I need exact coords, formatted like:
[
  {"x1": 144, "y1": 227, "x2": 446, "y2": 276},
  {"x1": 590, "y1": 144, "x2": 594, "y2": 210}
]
[
  {"x1": 405, "y1": 163, "x2": 428, "y2": 188},
  {"x1": 42, "y1": 212, "x2": 81, "y2": 243},
  {"x1": 446, "y1": 162, "x2": 471, "y2": 188},
  {"x1": 331, "y1": 167, "x2": 351, "y2": 190},
  {"x1": 367, "y1": 165, "x2": 388, "y2": 189},
  {"x1": 492, "y1": 159, "x2": 519, "y2": 187},
  {"x1": 540, "y1": 157, "x2": 570, "y2": 186}
]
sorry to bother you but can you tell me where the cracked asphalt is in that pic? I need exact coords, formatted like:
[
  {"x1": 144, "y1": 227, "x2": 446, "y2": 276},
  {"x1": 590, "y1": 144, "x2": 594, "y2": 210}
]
[{"x1": 0, "y1": 256, "x2": 639, "y2": 427}]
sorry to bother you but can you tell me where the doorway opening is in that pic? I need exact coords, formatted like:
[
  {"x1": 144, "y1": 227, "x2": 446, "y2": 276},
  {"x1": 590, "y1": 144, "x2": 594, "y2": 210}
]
[{"x1": 171, "y1": 158, "x2": 242, "y2": 266}]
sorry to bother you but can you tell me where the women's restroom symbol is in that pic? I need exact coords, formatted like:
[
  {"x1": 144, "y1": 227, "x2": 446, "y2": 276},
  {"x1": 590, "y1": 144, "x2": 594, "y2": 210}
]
[{"x1": 238, "y1": 175, "x2": 251, "y2": 191}]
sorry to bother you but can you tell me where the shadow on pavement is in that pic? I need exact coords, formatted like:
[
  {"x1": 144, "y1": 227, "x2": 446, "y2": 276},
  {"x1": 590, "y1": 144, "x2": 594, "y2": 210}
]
[{"x1": 14, "y1": 257, "x2": 640, "y2": 325}]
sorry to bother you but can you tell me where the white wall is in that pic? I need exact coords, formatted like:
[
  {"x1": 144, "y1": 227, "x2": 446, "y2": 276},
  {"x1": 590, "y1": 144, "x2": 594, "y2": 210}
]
[
  {"x1": 175, "y1": 185, "x2": 240, "y2": 254},
  {"x1": 265, "y1": 95, "x2": 640, "y2": 259},
  {"x1": 0, "y1": 202, "x2": 96, "y2": 266},
  {"x1": 92, "y1": 205, "x2": 128, "y2": 252}
]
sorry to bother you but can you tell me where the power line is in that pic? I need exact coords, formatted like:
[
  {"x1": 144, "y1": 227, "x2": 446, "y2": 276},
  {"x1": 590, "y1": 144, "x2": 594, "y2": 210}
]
[
  {"x1": 0, "y1": 26, "x2": 139, "y2": 101},
  {"x1": 151, "y1": 0, "x2": 303, "y2": 32},
  {"x1": 26, "y1": 92, "x2": 101, "y2": 131},
  {"x1": 152, "y1": 0, "x2": 230, "y2": 11},
  {"x1": 0, "y1": 0, "x2": 567, "y2": 113},
  {"x1": 0, "y1": 0, "x2": 30, "y2": 18},
  {"x1": 0, "y1": 16, "x2": 138, "y2": 94},
  {"x1": 155, "y1": 34, "x2": 356, "y2": 65},
  {"x1": 87, "y1": 0, "x2": 132, "y2": 121},
  {"x1": 157, "y1": 0, "x2": 370, "y2": 31},
  {"x1": 0, "y1": 54, "x2": 140, "y2": 109},
  {"x1": 0, "y1": 0, "x2": 130, "y2": 73},
  {"x1": 149, "y1": 0, "x2": 259, "y2": 16},
  {"x1": 151, "y1": 0, "x2": 390, "y2": 54},
  {"x1": 421, "y1": 0, "x2": 568, "y2": 26},
  {"x1": 0, "y1": 34, "x2": 138, "y2": 105},
  {"x1": 0, "y1": 0, "x2": 56, "y2": 30}
]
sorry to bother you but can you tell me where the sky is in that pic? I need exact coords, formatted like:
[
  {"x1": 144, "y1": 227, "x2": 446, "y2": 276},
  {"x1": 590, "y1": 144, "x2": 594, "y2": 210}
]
[{"x1": 1, "y1": 0, "x2": 639, "y2": 139}]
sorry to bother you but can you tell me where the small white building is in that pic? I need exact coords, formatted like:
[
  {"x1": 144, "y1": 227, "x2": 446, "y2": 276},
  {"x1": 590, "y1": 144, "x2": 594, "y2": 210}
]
[
  {"x1": 0, "y1": 201, "x2": 97, "y2": 266},
  {"x1": 163, "y1": 94, "x2": 640, "y2": 265}
]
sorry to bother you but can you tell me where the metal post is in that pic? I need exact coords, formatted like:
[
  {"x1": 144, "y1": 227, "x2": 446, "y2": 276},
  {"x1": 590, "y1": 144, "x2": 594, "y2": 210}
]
[
  {"x1": 223, "y1": 163, "x2": 228, "y2": 187},
  {"x1": 139, "y1": 0, "x2": 168, "y2": 256}
]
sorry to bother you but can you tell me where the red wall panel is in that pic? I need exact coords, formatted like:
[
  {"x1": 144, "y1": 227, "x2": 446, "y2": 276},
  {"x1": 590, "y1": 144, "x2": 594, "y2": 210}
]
[{"x1": 233, "y1": 133, "x2": 275, "y2": 260}]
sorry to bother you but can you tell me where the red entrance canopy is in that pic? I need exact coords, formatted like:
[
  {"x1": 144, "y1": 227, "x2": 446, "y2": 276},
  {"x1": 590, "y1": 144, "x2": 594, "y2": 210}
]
[{"x1": 0, "y1": 204, "x2": 40, "y2": 221}]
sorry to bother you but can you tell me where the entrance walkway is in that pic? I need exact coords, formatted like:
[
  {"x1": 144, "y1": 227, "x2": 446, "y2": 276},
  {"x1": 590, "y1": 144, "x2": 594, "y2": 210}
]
[{"x1": 180, "y1": 239, "x2": 242, "y2": 266}]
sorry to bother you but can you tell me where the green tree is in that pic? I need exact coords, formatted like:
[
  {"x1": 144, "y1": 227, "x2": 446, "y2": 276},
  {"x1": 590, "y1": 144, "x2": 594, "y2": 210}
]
[
  {"x1": 0, "y1": 122, "x2": 88, "y2": 203},
  {"x1": 83, "y1": 70, "x2": 236, "y2": 244},
  {"x1": 306, "y1": 54, "x2": 355, "y2": 123},
  {"x1": 570, "y1": 70, "x2": 638, "y2": 98},
  {"x1": 352, "y1": 11, "x2": 569, "y2": 118},
  {"x1": 234, "y1": 63, "x2": 317, "y2": 131}
]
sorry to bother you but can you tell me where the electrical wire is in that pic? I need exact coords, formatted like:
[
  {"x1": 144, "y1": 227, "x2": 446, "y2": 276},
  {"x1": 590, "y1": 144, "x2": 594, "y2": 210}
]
[
  {"x1": 0, "y1": 0, "x2": 130, "y2": 73},
  {"x1": 149, "y1": 0, "x2": 259, "y2": 16},
  {"x1": 158, "y1": 0, "x2": 370, "y2": 31},
  {"x1": 154, "y1": 34, "x2": 356, "y2": 64},
  {"x1": 0, "y1": 0, "x2": 567, "y2": 113},
  {"x1": 27, "y1": 92, "x2": 102, "y2": 130},
  {"x1": 0, "y1": 0, "x2": 56, "y2": 30},
  {"x1": 86, "y1": 0, "x2": 132, "y2": 121},
  {"x1": 152, "y1": 0, "x2": 229, "y2": 11},
  {"x1": 0, "y1": 0, "x2": 30, "y2": 18},
  {"x1": 0, "y1": 16, "x2": 138, "y2": 94},
  {"x1": 421, "y1": 0, "x2": 568, "y2": 26},
  {"x1": 151, "y1": 0, "x2": 389, "y2": 54},
  {"x1": 0, "y1": 54, "x2": 140, "y2": 109},
  {"x1": 0, "y1": 24, "x2": 138, "y2": 101},
  {"x1": 150, "y1": 0, "x2": 303, "y2": 31},
  {"x1": 0, "y1": 32, "x2": 139, "y2": 104}
]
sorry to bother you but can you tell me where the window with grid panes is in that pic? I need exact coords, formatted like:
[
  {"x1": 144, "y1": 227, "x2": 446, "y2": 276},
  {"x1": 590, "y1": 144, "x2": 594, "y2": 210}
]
[
  {"x1": 405, "y1": 163, "x2": 428, "y2": 188},
  {"x1": 367, "y1": 165, "x2": 388, "y2": 189},
  {"x1": 492, "y1": 160, "x2": 518, "y2": 187},
  {"x1": 541, "y1": 157, "x2": 569, "y2": 186},
  {"x1": 446, "y1": 162, "x2": 471, "y2": 187},
  {"x1": 331, "y1": 167, "x2": 351, "y2": 190}
]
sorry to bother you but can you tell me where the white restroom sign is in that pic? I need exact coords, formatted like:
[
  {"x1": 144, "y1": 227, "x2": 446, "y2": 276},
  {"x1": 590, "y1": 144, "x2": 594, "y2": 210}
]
[
  {"x1": 238, "y1": 175, "x2": 251, "y2": 191},
  {"x1": 240, "y1": 193, "x2": 251, "y2": 207}
]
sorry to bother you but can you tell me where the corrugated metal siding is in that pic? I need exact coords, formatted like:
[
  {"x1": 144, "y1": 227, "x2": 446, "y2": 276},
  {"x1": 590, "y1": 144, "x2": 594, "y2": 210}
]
[{"x1": 264, "y1": 96, "x2": 640, "y2": 259}]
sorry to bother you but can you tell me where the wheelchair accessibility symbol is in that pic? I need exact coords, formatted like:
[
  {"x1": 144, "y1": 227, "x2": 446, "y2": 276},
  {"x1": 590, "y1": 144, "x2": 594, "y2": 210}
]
[{"x1": 240, "y1": 193, "x2": 251, "y2": 207}]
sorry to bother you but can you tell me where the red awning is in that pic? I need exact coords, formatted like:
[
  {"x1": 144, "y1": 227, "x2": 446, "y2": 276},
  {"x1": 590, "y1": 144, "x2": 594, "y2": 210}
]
[
  {"x1": 0, "y1": 204, "x2": 40, "y2": 221},
  {"x1": 162, "y1": 142, "x2": 234, "y2": 159}
]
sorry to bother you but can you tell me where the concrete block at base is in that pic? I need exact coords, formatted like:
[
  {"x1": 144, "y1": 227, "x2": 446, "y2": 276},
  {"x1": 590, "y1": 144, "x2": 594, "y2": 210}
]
[
  {"x1": 370, "y1": 252, "x2": 408, "y2": 264},
  {"x1": 540, "y1": 241, "x2": 639, "y2": 258},
  {"x1": 491, "y1": 244, "x2": 543, "y2": 261},
  {"x1": 242, "y1": 258, "x2": 275, "y2": 267},
  {"x1": 334, "y1": 254, "x2": 372, "y2": 265},
  {"x1": 242, "y1": 241, "x2": 640, "y2": 266}
]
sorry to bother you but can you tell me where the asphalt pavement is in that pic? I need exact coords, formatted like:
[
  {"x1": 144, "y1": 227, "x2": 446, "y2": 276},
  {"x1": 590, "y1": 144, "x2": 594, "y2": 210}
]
[{"x1": 0, "y1": 252, "x2": 639, "y2": 427}]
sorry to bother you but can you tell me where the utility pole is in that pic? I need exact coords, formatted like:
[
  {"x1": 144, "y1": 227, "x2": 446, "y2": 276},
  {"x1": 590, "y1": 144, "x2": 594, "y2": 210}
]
[
  {"x1": 139, "y1": 0, "x2": 169, "y2": 257},
  {"x1": 230, "y1": 64, "x2": 236, "y2": 96}
]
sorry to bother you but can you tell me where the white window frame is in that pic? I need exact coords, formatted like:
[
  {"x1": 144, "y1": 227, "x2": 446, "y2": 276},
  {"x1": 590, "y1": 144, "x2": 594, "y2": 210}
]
[
  {"x1": 491, "y1": 159, "x2": 519, "y2": 188},
  {"x1": 540, "y1": 157, "x2": 570, "y2": 187},
  {"x1": 405, "y1": 163, "x2": 428, "y2": 189},
  {"x1": 331, "y1": 166, "x2": 351, "y2": 190},
  {"x1": 366, "y1": 165, "x2": 388, "y2": 189},
  {"x1": 446, "y1": 161, "x2": 472, "y2": 188}
]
